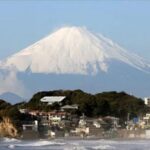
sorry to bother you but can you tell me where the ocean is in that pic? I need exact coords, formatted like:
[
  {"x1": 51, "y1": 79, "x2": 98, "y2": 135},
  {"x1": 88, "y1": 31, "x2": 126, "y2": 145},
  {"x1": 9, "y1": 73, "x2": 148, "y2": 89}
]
[{"x1": 0, "y1": 138, "x2": 150, "y2": 150}]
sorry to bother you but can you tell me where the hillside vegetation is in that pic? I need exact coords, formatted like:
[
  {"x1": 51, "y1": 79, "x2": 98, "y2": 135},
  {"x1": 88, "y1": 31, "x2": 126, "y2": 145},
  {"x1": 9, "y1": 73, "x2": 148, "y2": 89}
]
[
  {"x1": 0, "y1": 90, "x2": 149, "y2": 137},
  {"x1": 25, "y1": 90, "x2": 149, "y2": 121}
]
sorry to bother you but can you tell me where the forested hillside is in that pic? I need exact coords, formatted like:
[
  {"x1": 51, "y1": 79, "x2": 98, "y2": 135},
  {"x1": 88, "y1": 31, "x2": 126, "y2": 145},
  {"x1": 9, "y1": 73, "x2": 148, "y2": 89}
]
[{"x1": 25, "y1": 90, "x2": 149, "y2": 121}]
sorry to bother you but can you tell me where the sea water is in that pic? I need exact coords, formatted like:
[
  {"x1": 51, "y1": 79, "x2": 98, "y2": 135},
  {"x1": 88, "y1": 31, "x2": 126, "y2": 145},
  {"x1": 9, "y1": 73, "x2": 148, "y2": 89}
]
[{"x1": 0, "y1": 138, "x2": 150, "y2": 150}]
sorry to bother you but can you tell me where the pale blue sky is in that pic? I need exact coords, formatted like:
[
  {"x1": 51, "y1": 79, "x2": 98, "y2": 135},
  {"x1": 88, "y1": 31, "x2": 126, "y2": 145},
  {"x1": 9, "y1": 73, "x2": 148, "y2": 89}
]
[{"x1": 0, "y1": 0, "x2": 150, "y2": 60}]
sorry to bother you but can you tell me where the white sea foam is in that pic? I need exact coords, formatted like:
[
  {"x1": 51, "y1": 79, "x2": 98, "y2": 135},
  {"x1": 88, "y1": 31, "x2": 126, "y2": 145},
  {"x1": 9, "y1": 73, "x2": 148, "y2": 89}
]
[
  {"x1": 97, "y1": 139, "x2": 118, "y2": 144},
  {"x1": 3, "y1": 138, "x2": 20, "y2": 143},
  {"x1": 92, "y1": 144, "x2": 115, "y2": 150},
  {"x1": 16, "y1": 140, "x2": 65, "y2": 147},
  {"x1": 2, "y1": 139, "x2": 150, "y2": 150},
  {"x1": 64, "y1": 145, "x2": 87, "y2": 150},
  {"x1": 63, "y1": 139, "x2": 116, "y2": 150},
  {"x1": 8, "y1": 144, "x2": 15, "y2": 149}
]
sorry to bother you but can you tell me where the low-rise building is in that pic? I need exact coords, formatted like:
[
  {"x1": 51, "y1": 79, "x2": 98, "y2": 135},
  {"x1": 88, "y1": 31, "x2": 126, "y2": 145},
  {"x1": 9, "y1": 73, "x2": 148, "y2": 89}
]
[
  {"x1": 144, "y1": 97, "x2": 150, "y2": 107},
  {"x1": 40, "y1": 96, "x2": 66, "y2": 105},
  {"x1": 22, "y1": 120, "x2": 38, "y2": 131}
]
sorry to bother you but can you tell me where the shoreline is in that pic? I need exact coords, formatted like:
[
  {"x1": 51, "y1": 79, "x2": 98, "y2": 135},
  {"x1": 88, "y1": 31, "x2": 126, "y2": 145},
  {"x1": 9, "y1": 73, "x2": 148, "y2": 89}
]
[{"x1": 1, "y1": 136, "x2": 150, "y2": 141}]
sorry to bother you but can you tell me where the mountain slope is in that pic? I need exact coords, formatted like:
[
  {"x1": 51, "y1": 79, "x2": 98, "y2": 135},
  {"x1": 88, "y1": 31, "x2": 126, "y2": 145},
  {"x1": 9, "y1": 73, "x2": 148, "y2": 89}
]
[
  {"x1": 17, "y1": 60, "x2": 150, "y2": 98},
  {"x1": 0, "y1": 26, "x2": 150, "y2": 98},
  {"x1": 1, "y1": 26, "x2": 150, "y2": 74},
  {"x1": 0, "y1": 92, "x2": 24, "y2": 104}
]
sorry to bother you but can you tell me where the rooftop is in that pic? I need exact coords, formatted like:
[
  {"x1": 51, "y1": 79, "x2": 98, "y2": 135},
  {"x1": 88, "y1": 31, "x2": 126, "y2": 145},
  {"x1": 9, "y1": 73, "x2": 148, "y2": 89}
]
[{"x1": 40, "y1": 96, "x2": 66, "y2": 104}]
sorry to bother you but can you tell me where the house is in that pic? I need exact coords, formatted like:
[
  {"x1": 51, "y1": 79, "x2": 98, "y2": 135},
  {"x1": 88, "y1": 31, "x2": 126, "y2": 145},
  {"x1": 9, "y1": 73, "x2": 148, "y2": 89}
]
[
  {"x1": 38, "y1": 111, "x2": 70, "y2": 126},
  {"x1": 144, "y1": 97, "x2": 150, "y2": 107},
  {"x1": 48, "y1": 111, "x2": 70, "y2": 125},
  {"x1": 22, "y1": 120, "x2": 38, "y2": 131},
  {"x1": 141, "y1": 113, "x2": 150, "y2": 129},
  {"x1": 22, "y1": 120, "x2": 39, "y2": 139}
]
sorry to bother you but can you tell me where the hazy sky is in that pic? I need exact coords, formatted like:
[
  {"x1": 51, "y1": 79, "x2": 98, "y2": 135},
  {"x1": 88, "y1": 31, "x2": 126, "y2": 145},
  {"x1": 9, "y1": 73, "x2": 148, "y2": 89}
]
[{"x1": 0, "y1": 0, "x2": 150, "y2": 60}]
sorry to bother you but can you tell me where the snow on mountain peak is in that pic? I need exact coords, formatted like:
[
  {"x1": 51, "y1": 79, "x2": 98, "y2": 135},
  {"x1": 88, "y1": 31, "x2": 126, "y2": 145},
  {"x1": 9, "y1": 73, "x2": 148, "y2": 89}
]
[{"x1": 1, "y1": 26, "x2": 150, "y2": 74}]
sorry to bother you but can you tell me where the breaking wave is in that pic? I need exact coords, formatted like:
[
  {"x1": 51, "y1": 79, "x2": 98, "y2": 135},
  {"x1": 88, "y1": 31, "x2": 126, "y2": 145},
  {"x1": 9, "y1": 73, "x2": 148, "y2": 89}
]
[
  {"x1": 91, "y1": 145, "x2": 115, "y2": 150},
  {"x1": 3, "y1": 138, "x2": 150, "y2": 150},
  {"x1": 2, "y1": 137, "x2": 21, "y2": 143},
  {"x1": 15, "y1": 140, "x2": 65, "y2": 147}
]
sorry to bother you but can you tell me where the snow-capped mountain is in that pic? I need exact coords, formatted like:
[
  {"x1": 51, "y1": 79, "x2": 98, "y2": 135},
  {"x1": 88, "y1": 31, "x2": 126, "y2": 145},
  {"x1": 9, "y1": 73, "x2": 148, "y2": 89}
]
[
  {"x1": 1, "y1": 26, "x2": 150, "y2": 75},
  {"x1": 0, "y1": 26, "x2": 150, "y2": 98}
]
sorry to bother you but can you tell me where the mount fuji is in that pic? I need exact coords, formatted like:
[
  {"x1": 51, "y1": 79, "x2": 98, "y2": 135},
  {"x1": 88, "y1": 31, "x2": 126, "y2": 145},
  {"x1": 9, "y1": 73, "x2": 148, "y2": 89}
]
[{"x1": 0, "y1": 26, "x2": 150, "y2": 98}]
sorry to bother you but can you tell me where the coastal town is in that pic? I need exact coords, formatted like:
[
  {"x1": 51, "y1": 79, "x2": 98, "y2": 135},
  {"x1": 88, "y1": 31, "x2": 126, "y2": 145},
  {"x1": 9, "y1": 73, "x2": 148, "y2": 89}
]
[{"x1": 17, "y1": 96, "x2": 150, "y2": 139}]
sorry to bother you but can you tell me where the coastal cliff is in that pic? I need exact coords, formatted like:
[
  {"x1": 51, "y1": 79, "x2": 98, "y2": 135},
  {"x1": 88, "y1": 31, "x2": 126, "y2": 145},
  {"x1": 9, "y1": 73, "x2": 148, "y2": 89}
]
[
  {"x1": 0, "y1": 99, "x2": 22, "y2": 138},
  {"x1": 0, "y1": 117, "x2": 19, "y2": 138}
]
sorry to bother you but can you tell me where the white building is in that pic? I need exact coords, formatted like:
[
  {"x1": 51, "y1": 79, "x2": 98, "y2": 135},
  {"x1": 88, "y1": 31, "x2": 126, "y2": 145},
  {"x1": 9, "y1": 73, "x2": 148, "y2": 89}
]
[
  {"x1": 22, "y1": 120, "x2": 38, "y2": 131},
  {"x1": 40, "y1": 96, "x2": 65, "y2": 105},
  {"x1": 144, "y1": 97, "x2": 150, "y2": 107}
]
